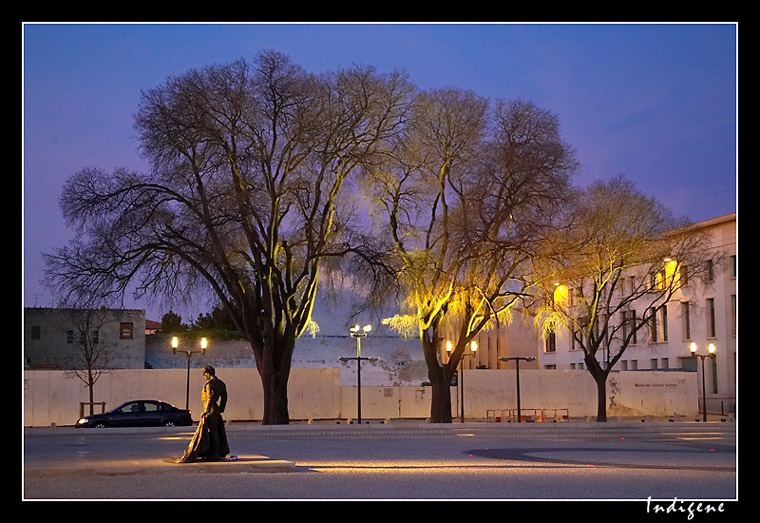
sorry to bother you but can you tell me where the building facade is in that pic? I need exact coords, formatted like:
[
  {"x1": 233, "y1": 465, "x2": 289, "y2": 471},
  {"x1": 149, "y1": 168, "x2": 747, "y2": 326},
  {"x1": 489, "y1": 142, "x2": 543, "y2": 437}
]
[
  {"x1": 437, "y1": 308, "x2": 541, "y2": 371},
  {"x1": 538, "y1": 213, "x2": 737, "y2": 416},
  {"x1": 24, "y1": 308, "x2": 147, "y2": 370}
]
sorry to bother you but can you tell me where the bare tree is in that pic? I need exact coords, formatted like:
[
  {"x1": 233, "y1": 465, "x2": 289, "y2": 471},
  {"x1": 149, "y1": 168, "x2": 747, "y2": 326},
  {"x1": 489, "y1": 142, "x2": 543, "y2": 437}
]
[
  {"x1": 58, "y1": 308, "x2": 111, "y2": 415},
  {"x1": 373, "y1": 93, "x2": 577, "y2": 422},
  {"x1": 45, "y1": 50, "x2": 414, "y2": 424},
  {"x1": 534, "y1": 176, "x2": 716, "y2": 421},
  {"x1": 442, "y1": 97, "x2": 578, "y2": 384}
]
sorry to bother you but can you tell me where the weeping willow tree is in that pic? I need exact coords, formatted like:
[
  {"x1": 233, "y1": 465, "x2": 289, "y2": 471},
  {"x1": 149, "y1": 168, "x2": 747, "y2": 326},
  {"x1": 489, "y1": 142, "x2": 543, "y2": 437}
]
[
  {"x1": 533, "y1": 176, "x2": 716, "y2": 421},
  {"x1": 44, "y1": 50, "x2": 414, "y2": 424},
  {"x1": 371, "y1": 92, "x2": 577, "y2": 422}
]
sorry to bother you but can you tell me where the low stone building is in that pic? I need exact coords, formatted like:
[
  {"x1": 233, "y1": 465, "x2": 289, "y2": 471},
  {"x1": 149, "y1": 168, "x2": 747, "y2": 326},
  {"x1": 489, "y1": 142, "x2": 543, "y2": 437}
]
[{"x1": 23, "y1": 307, "x2": 146, "y2": 370}]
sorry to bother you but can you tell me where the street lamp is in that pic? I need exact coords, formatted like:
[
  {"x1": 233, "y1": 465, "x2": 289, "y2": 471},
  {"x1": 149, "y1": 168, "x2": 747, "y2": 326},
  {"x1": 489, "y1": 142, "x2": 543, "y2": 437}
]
[
  {"x1": 349, "y1": 324, "x2": 371, "y2": 356},
  {"x1": 172, "y1": 336, "x2": 208, "y2": 410},
  {"x1": 499, "y1": 356, "x2": 536, "y2": 423},
  {"x1": 690, "y1": 342, "x2": 716, "y2": 422},
  {"x1": 447, "y1": 340, "x2": 478, "y2": 422},
  {"x1": 340, "y1": 325, "x2": 377, "y2": 424}
]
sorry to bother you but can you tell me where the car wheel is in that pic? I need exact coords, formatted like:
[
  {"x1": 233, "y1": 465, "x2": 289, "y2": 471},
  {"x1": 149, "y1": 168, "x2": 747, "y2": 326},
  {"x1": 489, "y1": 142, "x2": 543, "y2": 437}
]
[
  {"x1": 162, "y1": 420, "x2": 176, "y2": 427},
  {"x1": 93, "y1": 421, "x2": 107, "y2": 428}
]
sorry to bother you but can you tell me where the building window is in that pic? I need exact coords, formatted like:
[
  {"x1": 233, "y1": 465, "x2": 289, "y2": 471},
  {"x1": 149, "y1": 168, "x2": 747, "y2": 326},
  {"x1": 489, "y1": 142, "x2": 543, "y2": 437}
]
[
  {"x1": 706, "y1": 259, "x2": 714, "y2": 282},
  {"x1": 646, "y1": 305, "x2": 668, "y2": 342},
  {"x1": 706, "y1": 298, "x2": 716, "y2": 338},
  {"x1": 647, "y1": 273, "x2": 656, "y2": 292},
  {"x1": 119, "y1": 322, "x2": 134, "y2": 340},
  {"x1": 31, "y1": 326, "x2": 41, "y2": 340},
  {"x1": 681, "y1": 302, "x2": 691, "y2": 340},
  {"x1": 659, "y1": 306, "x2": 668, "y2": 342},
  {"x1": 545, "y1": 330, "x2": 556, "y2": 353},
  {"x1": 67, "y1": 330, "x2": 74, "y2": 344},
  {"x1": 622, "y1": 310, "x2": 637, "y2": 344},
  {"x1": 680, "y1": 264, "x2": 689, "y2": 287}
]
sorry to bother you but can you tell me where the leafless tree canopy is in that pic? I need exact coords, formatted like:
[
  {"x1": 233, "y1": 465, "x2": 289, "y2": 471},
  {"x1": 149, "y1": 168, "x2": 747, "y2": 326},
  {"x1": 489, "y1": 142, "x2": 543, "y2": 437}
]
[
  {"x1": 45, "y1": 50, "x2": 415, "y2": 424},
  {"x1": 367, "y1": 90, "x2": 578, "y2": 422}
]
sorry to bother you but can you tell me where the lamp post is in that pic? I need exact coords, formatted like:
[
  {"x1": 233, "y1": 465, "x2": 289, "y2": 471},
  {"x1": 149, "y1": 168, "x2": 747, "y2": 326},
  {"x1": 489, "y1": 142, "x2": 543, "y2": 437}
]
[
  {"x1": 690, "y1": 342, "x2": 716, "y2": 422},
  {"x1": 499, "y1": 356, "x2": 536, "y2": 422},
  {"x1": 447, "y1": 340, "x2": 478, "y2": 422},
  {"x1": 340, "y1": 325, "x2": 377, "y2": 424},
  {"x1": 172, "y1": 336, "x2": 208, "y2": 410}
]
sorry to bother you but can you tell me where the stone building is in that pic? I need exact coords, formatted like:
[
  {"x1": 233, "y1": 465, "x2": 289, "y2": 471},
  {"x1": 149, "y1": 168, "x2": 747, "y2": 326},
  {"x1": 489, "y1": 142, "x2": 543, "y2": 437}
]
[{"x1": 23, "y1": 308, "x2": 146, "y2": 370}]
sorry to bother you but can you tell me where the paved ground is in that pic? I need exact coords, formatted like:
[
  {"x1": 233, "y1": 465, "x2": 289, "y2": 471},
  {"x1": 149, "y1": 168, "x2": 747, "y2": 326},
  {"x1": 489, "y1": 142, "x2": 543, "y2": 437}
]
[{"x1": 23, "y1": 418, "x2": 738, "y2": 502}]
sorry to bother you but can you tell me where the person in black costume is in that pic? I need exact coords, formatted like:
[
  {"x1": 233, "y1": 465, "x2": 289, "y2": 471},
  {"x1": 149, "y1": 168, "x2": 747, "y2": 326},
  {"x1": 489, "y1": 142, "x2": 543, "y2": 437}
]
[{"x1": 176, "y1": 366, "x2": 230, "y2": 462}]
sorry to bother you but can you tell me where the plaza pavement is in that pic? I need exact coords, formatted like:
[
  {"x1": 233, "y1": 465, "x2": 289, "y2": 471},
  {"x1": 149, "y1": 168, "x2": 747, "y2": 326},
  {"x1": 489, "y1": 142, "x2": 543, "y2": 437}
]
[{"x1": 23, "y1": 415, "x2": 736, "y2": 478}]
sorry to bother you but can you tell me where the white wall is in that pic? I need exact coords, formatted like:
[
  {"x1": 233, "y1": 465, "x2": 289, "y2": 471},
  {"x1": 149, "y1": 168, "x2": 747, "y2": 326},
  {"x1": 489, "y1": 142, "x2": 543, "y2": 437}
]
[
  {"x1": 464, "y1": 369, "x2": 697, "y2": 419},
  {"x1": 23, "y1": 367, "x2": 698, "y2": 427}
]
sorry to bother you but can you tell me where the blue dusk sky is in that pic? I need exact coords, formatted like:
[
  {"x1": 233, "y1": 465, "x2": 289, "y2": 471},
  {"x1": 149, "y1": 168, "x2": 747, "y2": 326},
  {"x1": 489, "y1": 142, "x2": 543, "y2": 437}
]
[{"x1": 22, "y1": 22, "x2": 738, "y2": 320}]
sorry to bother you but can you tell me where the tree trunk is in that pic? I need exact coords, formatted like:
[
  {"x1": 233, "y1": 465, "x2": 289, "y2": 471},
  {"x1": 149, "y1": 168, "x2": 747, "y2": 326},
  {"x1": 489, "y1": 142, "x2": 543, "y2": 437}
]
[
  {"x1": 420, "y1": 324, "x2": 455, "y2": 423},
  {"x1": 428, "y1": 365, "x2": 453, "y2": 423},
  {"x1": 587, "y1": 363, "x2": 609, "y2": 422},
  {"x1": 254, "y1": 335, "x2": 295, "y2": 425},
  {"x1": 87, "y1": 372, "x2": 95, "y2": 416},
  {"x1": 595, "y1": 376, "x2": 608, "y2": 422},
  {"x1": 583, "y1": 351, "x2": 609, "y2": 422},
  {"x1": 260, "y1": 368, "x2": 290, "y2": 425}
]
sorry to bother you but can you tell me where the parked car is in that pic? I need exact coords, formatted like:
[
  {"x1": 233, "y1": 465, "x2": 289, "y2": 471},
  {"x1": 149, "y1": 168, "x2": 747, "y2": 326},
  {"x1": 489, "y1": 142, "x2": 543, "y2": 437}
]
[{"x1": 76, "y1": 400, "x2": 193, "y2": 428}]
